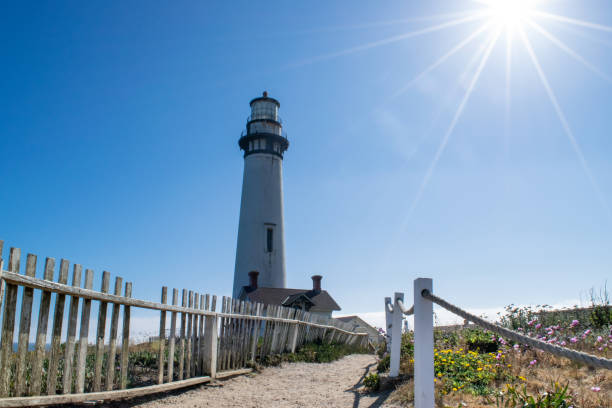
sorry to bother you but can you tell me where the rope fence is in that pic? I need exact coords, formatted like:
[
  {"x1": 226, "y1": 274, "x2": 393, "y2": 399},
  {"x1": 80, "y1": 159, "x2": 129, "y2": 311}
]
[
  {"x1": 384, "y1": 277, "x2": 611, "y2": 408},
  {"x1": 421, "y1": 289, "x2": 612, "y2": 370}
]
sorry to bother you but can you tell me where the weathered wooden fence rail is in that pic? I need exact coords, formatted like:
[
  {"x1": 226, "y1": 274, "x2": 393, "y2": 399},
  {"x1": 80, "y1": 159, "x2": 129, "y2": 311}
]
[{"x1": 0, "y1": 240, "x2": 367, "y2": 407}]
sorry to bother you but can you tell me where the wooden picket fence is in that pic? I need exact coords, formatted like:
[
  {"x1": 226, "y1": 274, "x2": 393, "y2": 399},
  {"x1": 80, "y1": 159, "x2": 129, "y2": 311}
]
[{"x1": 0, "y1": 240, "x2": 368, "y2": 407}]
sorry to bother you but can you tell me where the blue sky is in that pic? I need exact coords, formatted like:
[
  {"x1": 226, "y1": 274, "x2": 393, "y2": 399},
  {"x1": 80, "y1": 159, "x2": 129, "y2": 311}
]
[{"x1": 1, "y1": 0, "x2": 611, "y2": 323}]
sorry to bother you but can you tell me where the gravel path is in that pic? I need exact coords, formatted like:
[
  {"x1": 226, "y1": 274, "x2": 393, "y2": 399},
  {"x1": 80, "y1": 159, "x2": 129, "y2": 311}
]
[{"x1": 107, "y1": 354, "x2": 398, "y2": 408}]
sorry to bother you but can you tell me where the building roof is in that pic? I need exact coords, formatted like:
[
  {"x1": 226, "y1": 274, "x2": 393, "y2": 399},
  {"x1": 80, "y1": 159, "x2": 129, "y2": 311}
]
[
  {"x1": 335, "y1": 315, "x2": 384, "y2": 342},
  {"x1": 241, "y1": 287, "x2": 341, "y2": 312},
  {"x1": 335, "y1": 315, "x2": 377, "y2": 329}
]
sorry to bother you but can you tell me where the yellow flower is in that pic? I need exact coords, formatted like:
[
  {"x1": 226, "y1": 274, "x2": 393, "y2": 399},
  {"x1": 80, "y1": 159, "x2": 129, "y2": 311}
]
[
  {"x1": 519, "y1": 376, "x2": 526, "y2": 381},
  {"x1": 477, "y1": 367, "x2": 483, "y2": 371},
  {"x1": 437, "y1": 373, "x2": 442, "y2": 378},
  {"x1": 452, "y1": 387, "x2": 457, "y2": 391}
]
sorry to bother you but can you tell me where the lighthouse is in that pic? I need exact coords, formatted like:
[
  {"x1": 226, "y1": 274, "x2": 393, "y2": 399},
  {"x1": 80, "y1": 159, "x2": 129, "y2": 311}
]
[{"x1": 233, "y1": 92, "x2": 289, "y2": 298}]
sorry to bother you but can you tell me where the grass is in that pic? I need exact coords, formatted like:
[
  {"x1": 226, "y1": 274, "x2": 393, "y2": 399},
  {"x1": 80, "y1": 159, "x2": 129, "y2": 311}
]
[{"x1": 258, "y1": 339, "x2": 370, "y2": 367}]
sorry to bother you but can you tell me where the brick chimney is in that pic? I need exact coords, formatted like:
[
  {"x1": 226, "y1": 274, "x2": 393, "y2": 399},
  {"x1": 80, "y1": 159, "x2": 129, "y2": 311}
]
[
  {"x1": 248, "y1": 271, "x2": 259, "y2": 289},
  {"x1": 311, "y1": 275, "x2": 322, "y2": 292}
]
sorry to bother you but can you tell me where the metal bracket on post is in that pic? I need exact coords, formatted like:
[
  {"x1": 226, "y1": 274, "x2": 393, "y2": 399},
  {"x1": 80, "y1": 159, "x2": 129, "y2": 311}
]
[
  {"x1": 384, "y1": 296, "x2": 392, "y2": 354},
  {"x1": 414, "y1": 278, "x2": 434, "y2": 408},
  {"x1": 389, "y1": 292, "x2": 404, "y2": 377}
]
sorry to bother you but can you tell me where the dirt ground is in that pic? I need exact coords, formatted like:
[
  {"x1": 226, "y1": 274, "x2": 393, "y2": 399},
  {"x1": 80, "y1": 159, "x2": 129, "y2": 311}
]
[{"x1": 102, "y1": 354, "x2": 400, "y2": 408}]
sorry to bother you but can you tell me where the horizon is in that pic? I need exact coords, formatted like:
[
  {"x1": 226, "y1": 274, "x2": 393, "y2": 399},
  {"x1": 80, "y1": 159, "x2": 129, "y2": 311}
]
[{"x1": 1, "y1": 1, "x2": 611, "y2": 327}]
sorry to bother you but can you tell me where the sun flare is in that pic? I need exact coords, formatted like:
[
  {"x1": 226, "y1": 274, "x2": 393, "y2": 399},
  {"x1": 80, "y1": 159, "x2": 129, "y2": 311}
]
[{"x1": 480, "y1": 0, "x2": 538, "y2": 28}]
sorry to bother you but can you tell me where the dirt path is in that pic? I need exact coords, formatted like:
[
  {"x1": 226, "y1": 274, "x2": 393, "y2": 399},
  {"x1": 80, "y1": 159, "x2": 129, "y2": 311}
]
[{"x1": 106, "y1": 354, "x2": 399, "y2": 408}]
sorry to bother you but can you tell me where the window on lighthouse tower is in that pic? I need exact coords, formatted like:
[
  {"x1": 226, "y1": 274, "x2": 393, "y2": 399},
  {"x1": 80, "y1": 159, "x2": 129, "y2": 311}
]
[{"x1": 266, "y1": 228, "x2": 273, "y2": 253}]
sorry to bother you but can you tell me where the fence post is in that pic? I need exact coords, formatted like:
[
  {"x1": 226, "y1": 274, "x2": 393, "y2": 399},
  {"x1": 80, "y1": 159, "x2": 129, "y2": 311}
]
[
  {"x1": 414, "y1": 278, "x2": 434, "y2": 408},
  {"x1": 203, "y1": 311, "x2": 218, "y2": 378},
  {"x1": 389, "y1": 292, "x2": 404, "y2": 377},
  {"x1": 384, "y1": 296, "x2": 392, "y2": 354}
]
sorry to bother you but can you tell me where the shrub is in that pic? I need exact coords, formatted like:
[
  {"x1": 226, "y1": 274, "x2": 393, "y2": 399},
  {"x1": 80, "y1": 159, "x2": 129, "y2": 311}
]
[
  {"x1": 363, "y1": 373, "x2": 380, "y2": 391},
  {"x1": 434, "y1": 348, "x2": 510, "y2": 396},
  {"x1": 463, "y1": 328, "x2": 499, "y2": 353},
  {"x1": 496, "y1": 383, "x2": 574, "y2": 408},
  {"x1": 377, "y1": 355, "x2": 390, "y2": 372}
]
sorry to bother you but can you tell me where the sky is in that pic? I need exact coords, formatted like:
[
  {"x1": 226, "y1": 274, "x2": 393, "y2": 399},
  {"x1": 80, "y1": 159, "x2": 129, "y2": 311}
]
[{"x1": 1, "y1": 1, "x2": 611, "y2": 330}]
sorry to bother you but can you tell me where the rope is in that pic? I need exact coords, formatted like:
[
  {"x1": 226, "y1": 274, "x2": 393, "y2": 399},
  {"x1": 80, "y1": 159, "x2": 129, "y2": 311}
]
[
  {"x1": 396, "y1": 299, "x2": 414, "y2": 316},
  {"x1": 421, "y1": 289, "x2": 612, "y2": 370},
  {"x1": 386, "y1": 300, "x2": 394, "y2": 313}
]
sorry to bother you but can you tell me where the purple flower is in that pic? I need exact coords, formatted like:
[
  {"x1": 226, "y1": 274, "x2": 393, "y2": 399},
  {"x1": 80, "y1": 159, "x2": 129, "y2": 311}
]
[
  {"x1": 529, "y1": 359, "x2": 537, "y2": 366},
  {"x1": 570, "y1": 320, "x2": 579, "y2": 328},
  {"x1": 535, "y1": 323, "x2": 542, "y2": 330},
  {"x1": 591, "y1": 386, "x2": 601, "y2": 392},
  {"x1": 584, "y1": 329, "x2": 591, "y2": 335},
  {"x1": 560, "y1": 341, "x2": 567, "y2": 346},
  {"x1": 597, "y1": 335, "x2": 603, "y2": 343},
  {"x1": 570, "y1": 337, "x2": 578, "y2": 343}
]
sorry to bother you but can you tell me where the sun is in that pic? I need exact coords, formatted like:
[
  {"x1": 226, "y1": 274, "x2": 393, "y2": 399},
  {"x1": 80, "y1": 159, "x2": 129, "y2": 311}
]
[{"x1": 480, "y1": 0, "x2": 538, "y2": 28}]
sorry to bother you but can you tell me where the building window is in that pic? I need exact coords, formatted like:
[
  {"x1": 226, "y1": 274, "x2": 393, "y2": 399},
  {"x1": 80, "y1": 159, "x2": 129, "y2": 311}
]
[{"x1": 266, "y1": 228, "x2": 273, "y2": 253}]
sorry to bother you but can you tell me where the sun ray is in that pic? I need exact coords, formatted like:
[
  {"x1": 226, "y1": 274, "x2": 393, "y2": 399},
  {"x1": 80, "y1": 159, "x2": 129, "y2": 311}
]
[
  {"x1": 551, "y1": 21, "x2": 612, "y2": 50},
  {"x1": 527, "y1": 19, "x2": 612, "y2": 84},
  {"x1": 519, "y1": 27, "x2": 612, "y2": 218},
  {"x1": 292, "y1": 10, "x2": 488, "y2": 35},
  {"x1": 285, "y1": 13, "x2": 488, "y2": 69},
  {"x1": 504, "y1": 27, "x2": 513, "y2": 153},
  {"x1": 392, "y1": 22, "x2": 493, "y2": 98},
  {"x1": 403, "y1": 28, "x2": 502, "y2": 223},
  {"x1": 532, "y1": 11, "x2": 612, "y2": 33}
]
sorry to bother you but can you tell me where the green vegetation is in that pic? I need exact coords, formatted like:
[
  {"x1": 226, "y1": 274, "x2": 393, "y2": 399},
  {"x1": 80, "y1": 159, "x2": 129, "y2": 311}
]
[
  {"x1": 363, "y1": 372, "x2": 380, "y2": 391},
  {"x1": 496, "y1": 383, "x2": 574, "y2": 408},
  {"x1": 284, "y1": 339, "x2": 369, "y2": 364}
]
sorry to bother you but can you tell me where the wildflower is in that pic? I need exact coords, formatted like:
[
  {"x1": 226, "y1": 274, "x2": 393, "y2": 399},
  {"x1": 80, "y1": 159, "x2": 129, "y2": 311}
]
[
  {"x1": 591, "y1": 386, "x2": 601, "y2": 392},
  {"x1": 528, "y1": 320, "x2": 536, "y2": 326},
  {"x1": 597, "y1": 335, "x2": 603, "y2": 343},
  {"x1": 570, "y1": 337, "x2": 578, "y2": 343},
  {"x1": 598, "y1": 347, "x2": 603, "y2": 351},
  {"x1": 570, "y1": 319, "x2": 579, "y2": 328},
  {"x1": 529, "y1": 359, "x2": 537, "y2": 366},
  {"x1": 560, "y1": 341, "x2": 566, "y2": 346},
  {"x1": 453, "y1": 387, "x2": 457, "y2": 391},
  {"x1": 513, "y1": 344, "x2": 520, "y2": 351},
  {"x1": 584, "y1": 329, "x2": 591, "y2": 335},
  {"x1": 519, "y1": 376, "x2": 526, "y2": 381},
  {"x1": 437, "y1": 373, "x2": 442, "y2": 378},
  {"x1": 535, "y1": 323, "x2": 542, "y2": 330}
]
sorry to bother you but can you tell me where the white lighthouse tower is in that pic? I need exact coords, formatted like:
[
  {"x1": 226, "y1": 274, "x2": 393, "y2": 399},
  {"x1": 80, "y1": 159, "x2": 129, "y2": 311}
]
[{"x1": 233, "y1": 92, "x2": 289, "y2": 298}]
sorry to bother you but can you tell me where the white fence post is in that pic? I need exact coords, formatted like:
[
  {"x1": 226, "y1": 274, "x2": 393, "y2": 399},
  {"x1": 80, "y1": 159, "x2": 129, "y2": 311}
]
[
  {"x1": 389, "y1": 292, "x2": 404, "y2": 377},
  {"x1": 414, "y1": 278, "x2": 434, "y2": 408},
  {"x1": 384, "y1": 296, "x2": 392, "y2": 354}
]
